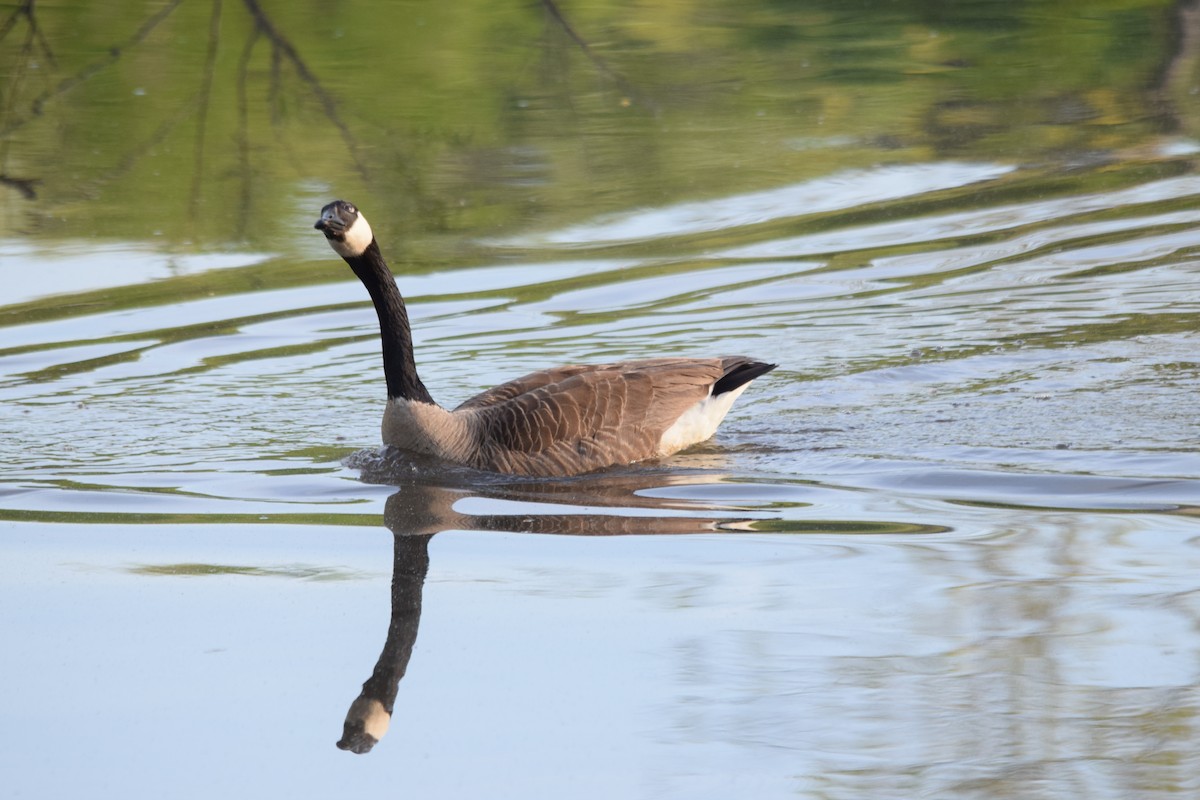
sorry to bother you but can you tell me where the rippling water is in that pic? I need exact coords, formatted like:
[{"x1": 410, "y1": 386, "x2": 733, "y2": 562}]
[
  {"x1": 7, "y1": 154, "x2": 1200, "y2": 796},
  {"x1": 5, "y1": 2, "x2": 1200, "y2": 797}
]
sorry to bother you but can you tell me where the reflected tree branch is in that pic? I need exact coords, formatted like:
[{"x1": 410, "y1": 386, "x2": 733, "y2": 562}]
[
  {"x1": 25, "y1": 2, "x2": 55, "y2": 70},
  {"x1": 0, "y1": 0, "x2": 58, "y2": 194},
  {"x1": 0, "y1": 173, "x2": 38, "y2": 199},
  {"x1": 240, "y1": 0, "x2": 370, "y2": 182},
  {"x1": 263, "y1": 31, "x2": 306, "y2": 182},
  {"x1": 268, "y1": 33, "x2": 283, "y2": 125},
  {"x1": 0, "y1": 0, "x2": 372, "y2": 208},
  {"x1": 0, "y1": 0, "x2": 183, "y2": 136},
  {"x1": 539, "y1": 0, "x2": 654, "y2": 112},
  {"x1": 0, "y1": 0, "x2": 55, "y2": 67},
  {"x1": 235, "y1": 27, "x2": 261, "y2": 236},
  {"x1": 189, "y1": 0, "x2": 224, "y2": 221},
  {"x1": 92, "y1": 95, "x2": 198, "y2": 196},
  {"x1": 0, "y1": 0, "x2": 650, "y2": 213},
  {"x1": 0, "y1": 10, "x2": 35, "y2": 169},
  {"x1": 0, "y1": 0, "x2": 188, "y2": 200},
  {"x1": 0, "y1": 4, "x2": 23, "y2": 42},
  {"x1": 1153, "y1": 0, "x2": 1200, "y2": 133}
]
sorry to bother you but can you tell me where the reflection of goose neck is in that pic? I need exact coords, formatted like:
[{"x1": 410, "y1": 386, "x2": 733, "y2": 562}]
[{"x1": 337, "y1": 533, "x2": 432, "y2": 754}]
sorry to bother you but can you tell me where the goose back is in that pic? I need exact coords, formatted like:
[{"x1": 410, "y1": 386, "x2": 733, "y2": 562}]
[{"x1": 440, "y1": 356, "x2": 773, "y2": 476}]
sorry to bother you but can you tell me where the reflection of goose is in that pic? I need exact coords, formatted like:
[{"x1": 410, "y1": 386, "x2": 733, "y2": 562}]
[
  {"x1": 314, "y1": 200, "x2": 777, "y2": 477},
  {"x1": 337, "y1": 532, "x2": 431, "y2": 754},
  {"x1": 336, "y1": 475, "x2": 762, "y2": 754}
]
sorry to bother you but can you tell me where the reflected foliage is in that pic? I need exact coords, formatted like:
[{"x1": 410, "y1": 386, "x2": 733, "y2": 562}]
[
  {"x1": 4, "y1": 4, "x2": 1200, "y2": 792},
  {"x1": 0, "y1": 0, "x2": 1190, "y2": 253}
]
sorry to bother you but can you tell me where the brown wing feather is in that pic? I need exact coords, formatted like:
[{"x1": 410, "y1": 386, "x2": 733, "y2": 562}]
[
  {"x1": 463, "y1": 358, "x2": 726, "y2": 476},
  {"x1": 454, "y1": 364, "x2": 598, "y2": 411}
]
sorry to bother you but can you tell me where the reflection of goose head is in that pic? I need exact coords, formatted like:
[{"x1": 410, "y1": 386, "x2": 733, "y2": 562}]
[{"x1": 337, "y1": 696, "x2": 392, "y2": 754}]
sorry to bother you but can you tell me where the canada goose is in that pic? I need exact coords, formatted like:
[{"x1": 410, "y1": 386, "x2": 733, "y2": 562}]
[{"x1": 314, "y1": 199, "x2": 776, "y2": 477}]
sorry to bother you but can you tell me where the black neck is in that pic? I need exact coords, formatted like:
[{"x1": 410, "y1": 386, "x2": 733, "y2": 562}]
[{"x1": 344, "y1": 241, "x2": 435, "y2": 404}]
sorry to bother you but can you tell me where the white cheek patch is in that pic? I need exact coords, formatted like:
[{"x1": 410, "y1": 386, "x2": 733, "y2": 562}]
[{"x1": 329, "y1": 213, "x2": 374, "y2": 258}]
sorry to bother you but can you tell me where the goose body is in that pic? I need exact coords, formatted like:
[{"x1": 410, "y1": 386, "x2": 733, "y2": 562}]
[{"x1": 315, "y1": 200, "x2": 776, "y2": 477}]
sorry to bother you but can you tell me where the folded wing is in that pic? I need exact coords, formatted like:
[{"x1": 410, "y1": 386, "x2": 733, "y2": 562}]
[{"x1": 458, "y1": 358, "x2": 732, "y2": 476}]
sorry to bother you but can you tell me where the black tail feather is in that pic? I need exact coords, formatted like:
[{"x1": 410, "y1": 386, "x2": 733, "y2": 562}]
[{"x1": 712, "y1": 359, "x2": 777, "y2": 396}]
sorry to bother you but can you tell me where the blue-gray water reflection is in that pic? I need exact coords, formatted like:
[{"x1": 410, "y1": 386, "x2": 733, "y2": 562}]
[{"x1": 5, "y1": 485, "x2": 1198, "y2": 797}]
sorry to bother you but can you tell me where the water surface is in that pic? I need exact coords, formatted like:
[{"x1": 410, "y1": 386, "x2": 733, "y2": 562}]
[{"x1": 3, "y1": 1, "x2": 1200, "y2": 797}]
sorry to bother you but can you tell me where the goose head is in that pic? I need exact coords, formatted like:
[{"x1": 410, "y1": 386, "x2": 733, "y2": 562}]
[{"x1": 315, "y1": 199, "x2": 374, "y2": 259}]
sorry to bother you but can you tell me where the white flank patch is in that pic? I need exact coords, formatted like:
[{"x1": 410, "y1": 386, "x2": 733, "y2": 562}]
[
  {"x1": 329, "y1": 212, "x2": 374, "y2": 259},
  {"x1": 657, "y1": 383, "x2": 751, "y2": 456}
]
